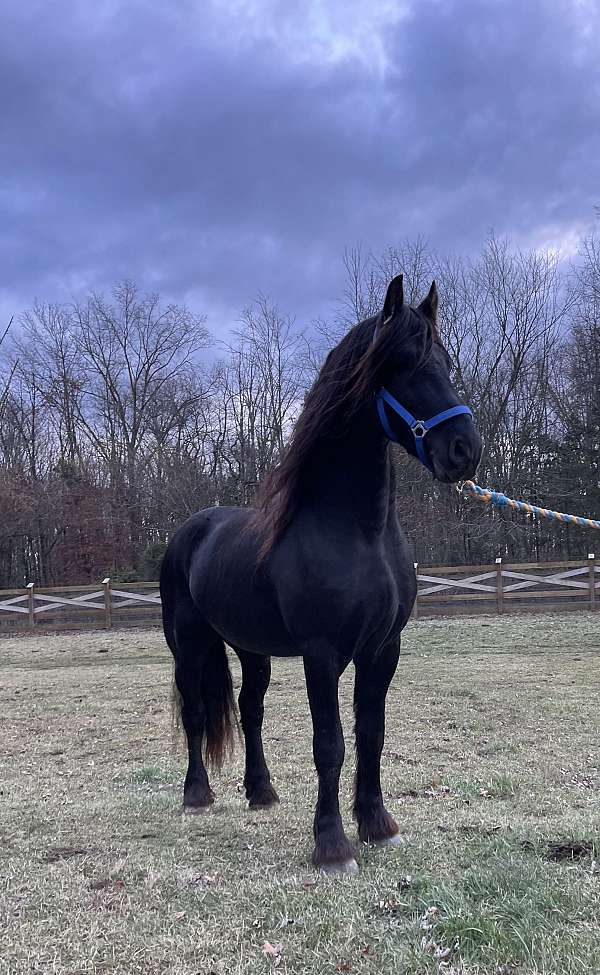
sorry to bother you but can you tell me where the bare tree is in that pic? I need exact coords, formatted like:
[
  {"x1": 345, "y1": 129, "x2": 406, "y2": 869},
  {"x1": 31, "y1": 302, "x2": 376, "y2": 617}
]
[
  {"x1": 550, "y1": 231, "x2": 600, "y2": 541},
  {"x1": 1, "y1": 282, "x2": 211, "y2": 585},
  {"x1": 18, "y1": 304, "x2": 85, "y2": 466},
  {"x1": 68, "y1": 281, "x2": 210, "y2": 554},
  {"x1": 212, "y1": 296, "x2": 307, "y2": 504},
  {"x1": 0, "y1": 320, "x2": 16, "y2": 420}
]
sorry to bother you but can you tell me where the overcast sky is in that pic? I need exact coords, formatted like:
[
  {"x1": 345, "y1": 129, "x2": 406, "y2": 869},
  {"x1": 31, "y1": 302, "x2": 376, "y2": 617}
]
[{"x1": 2, "y1": 0, "x2": 598, "y2": 333}]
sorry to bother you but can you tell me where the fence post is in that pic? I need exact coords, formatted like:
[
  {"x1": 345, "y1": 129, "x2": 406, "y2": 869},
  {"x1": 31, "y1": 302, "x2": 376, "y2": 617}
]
[
  {"x1": 26, "y1": 582, "x2": 35, "y2": 630},
  {"x1": 102, "y1": 577, "x2": 112, "y2": 629},
  {"x1": 495, "y1": 558, "x2": 504, "y2": 614},
  {"x1": 412, "y1": 562, "x2": 419, "y2": 620},
  {"x1": 588, "y1": 554, "x2": 596, "y2": 612}
]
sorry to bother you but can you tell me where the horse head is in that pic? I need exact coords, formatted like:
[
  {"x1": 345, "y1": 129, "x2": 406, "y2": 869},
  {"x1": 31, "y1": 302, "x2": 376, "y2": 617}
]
[{"x1": 373, "y1": 275, "x2": 482, "y2": 483}]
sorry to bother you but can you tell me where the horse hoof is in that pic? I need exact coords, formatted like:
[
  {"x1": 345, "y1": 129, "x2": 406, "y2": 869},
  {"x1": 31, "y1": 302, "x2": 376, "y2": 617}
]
[
  {"x1": 248, "y1": 785, "x2": 280, "y2": 809},
  {"x1": 182, "y1": 804, "x2": 212, "y2": 816},
  {"x1": 249, "y1": 797, "x2": 279, "y2": 810},
  {"x1": 373, "y1": 833, "x2": 404, "y2": 848},
  {"x1": 319, "y1": 858, "x2": 359, "y2": 876}
]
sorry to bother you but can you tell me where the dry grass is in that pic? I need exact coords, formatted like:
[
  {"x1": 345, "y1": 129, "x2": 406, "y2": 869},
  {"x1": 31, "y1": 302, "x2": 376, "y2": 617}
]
[{"x1": 1, "y1": 614, "x2": 600, "y2": 974}]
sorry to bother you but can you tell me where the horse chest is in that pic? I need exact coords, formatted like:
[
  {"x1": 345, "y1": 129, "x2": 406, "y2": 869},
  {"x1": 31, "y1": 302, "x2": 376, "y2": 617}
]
[{"x1": 275, "y1": 528, "x2": 412, "y2": 652}]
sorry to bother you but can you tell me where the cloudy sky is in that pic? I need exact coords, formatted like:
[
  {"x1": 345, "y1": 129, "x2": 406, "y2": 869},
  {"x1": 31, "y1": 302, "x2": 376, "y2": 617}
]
[{"x1": 2, "y1": 0, "x2": 599, "y2": 332}]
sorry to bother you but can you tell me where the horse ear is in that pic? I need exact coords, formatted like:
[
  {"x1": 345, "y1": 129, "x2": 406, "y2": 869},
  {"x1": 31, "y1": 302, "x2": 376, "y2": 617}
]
[
  {"x1": 418, "y1": 280, "x2": 438, "y2": 321},
  {"x1": 382, "y1": 275, "x2": 404, "y2": 323}
]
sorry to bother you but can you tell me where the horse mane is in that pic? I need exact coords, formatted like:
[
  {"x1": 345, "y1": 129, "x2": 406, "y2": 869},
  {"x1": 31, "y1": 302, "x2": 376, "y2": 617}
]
[{"x1": 251, "y1": 305, "x2": 435, "y2": 558}]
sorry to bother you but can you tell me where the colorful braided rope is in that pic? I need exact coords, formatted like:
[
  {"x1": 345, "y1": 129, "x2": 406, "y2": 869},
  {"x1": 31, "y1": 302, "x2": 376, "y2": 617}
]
[{"x1": 459, "y1": 481, "x2": 600, "y2": 530}]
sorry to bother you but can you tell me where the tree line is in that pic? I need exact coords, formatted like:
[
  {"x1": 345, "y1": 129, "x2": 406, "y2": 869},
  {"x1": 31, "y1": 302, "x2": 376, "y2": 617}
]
[{"x1": 1, "y1": 233, "x2": 598, "y2": 588}]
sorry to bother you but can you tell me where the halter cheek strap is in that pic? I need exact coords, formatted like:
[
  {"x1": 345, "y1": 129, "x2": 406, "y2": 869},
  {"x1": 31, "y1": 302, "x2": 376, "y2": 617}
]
[{"x1": 375, "y1": 388, "x2": 472, "y2": 472}]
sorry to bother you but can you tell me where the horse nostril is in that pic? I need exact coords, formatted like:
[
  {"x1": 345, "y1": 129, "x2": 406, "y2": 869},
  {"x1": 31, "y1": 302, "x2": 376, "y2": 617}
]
[{"x1": 450, "y1": 437, "x2": 468, "y2": 466}]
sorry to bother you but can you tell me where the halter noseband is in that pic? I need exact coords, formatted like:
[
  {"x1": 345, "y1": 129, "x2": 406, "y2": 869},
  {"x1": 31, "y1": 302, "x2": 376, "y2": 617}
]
[{"x1": 373, "y1": 316, "x2": 472, "y2": 472}]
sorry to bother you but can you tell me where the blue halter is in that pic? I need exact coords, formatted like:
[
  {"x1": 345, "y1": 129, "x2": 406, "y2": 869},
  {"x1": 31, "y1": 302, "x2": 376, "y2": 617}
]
[
  {"x1": 372, "y1": 317, "x2": 472, "y2": 471},
  {"x1": 375, "y1": 388, "x2": 472, "y2": 472}
]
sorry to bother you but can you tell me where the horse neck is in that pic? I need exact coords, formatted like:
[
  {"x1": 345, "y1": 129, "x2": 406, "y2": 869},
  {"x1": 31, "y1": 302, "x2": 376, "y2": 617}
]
[{"x1": 303, "y1": 404, "x2": 393, "y2": 533}]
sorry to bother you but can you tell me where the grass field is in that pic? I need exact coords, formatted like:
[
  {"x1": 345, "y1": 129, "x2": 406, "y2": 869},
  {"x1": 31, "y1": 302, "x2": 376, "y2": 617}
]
[{"x1": 1, "y1": 614, "x2": 600, "y2": 974}]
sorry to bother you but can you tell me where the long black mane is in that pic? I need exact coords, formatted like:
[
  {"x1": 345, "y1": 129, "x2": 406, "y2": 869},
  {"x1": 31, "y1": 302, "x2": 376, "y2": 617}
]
[{"x1": 252, "y1": 305, "x2": 435, "y2": 556}]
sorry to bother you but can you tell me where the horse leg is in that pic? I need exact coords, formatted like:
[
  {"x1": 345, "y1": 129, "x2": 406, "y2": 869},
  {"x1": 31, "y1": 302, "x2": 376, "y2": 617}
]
[
  {"x1": 173, "y1": 619, "x2": 216, "y2": 812},
  {"x1": 303, "y1": 652, "x2": 356, "y2": 874},
  {"x1": 233, "y1": 648, "x2": 279, "y2": 809},
  {"x1": 353, "y1": 640, "x2": 401, "y2": 845}
]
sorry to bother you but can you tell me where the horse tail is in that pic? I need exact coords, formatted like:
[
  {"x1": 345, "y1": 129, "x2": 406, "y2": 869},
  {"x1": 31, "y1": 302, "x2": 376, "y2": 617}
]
[
  {"x1": 168, "y1": 633, "x2": 238, "y2": 769},
  {"x1": 202, "y1": 638, "x2": 239, "y2": 770},
  {"x1": 160, "y1": 516, "x2": 239, "y2": 770},
  {"x1": 170, "y1": 676, "x2": 183, "y2": 735},
  {"x1": 162, "y1": 586, "x2": 184, "y2": 740}
]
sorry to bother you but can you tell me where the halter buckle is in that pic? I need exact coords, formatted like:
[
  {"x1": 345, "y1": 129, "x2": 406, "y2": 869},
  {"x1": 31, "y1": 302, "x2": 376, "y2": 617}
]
[{"x1": 411, "y1": 421, "x2": 428, "y2": 439}]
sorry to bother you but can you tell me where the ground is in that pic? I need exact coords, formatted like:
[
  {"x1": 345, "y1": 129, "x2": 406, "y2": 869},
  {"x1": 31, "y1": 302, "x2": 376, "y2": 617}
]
[{"x1": 1, "y1": 614, "x2": 600, "y2": 975}]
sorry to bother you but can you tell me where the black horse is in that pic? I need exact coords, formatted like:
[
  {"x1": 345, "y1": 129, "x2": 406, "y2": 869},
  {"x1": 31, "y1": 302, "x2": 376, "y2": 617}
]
[{"x1": 161, "y1": 275, "x2": 482, "y2": 874}]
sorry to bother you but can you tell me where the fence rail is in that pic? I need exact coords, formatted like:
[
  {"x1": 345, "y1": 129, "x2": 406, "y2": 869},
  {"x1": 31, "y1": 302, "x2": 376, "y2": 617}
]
[{"x1": 0, "y1": 556, "x2": 597, "y2": 634}]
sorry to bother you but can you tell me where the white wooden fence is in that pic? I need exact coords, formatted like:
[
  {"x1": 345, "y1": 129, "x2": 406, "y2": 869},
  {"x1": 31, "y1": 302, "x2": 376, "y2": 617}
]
[
  {"x1": 0, "y1": 557, "x2": 597, "y2": 634},
  {"x1": 411, "y1": 555, "x2": 598, "y2": 618},
  {"x1": 0, "y1": 580, "x2": 162, "y2": 633}
]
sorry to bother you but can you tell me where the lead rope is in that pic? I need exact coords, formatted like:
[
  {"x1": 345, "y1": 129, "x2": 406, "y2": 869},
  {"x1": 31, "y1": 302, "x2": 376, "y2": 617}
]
[{"x1": 457, "y1": 480, "x2": 600, "y2": 530}]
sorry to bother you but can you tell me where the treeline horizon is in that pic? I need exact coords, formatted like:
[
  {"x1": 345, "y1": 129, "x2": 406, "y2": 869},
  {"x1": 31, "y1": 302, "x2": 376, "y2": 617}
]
[{"x1": 1, "y1": 232, "x2": 599, "y2": 588}]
